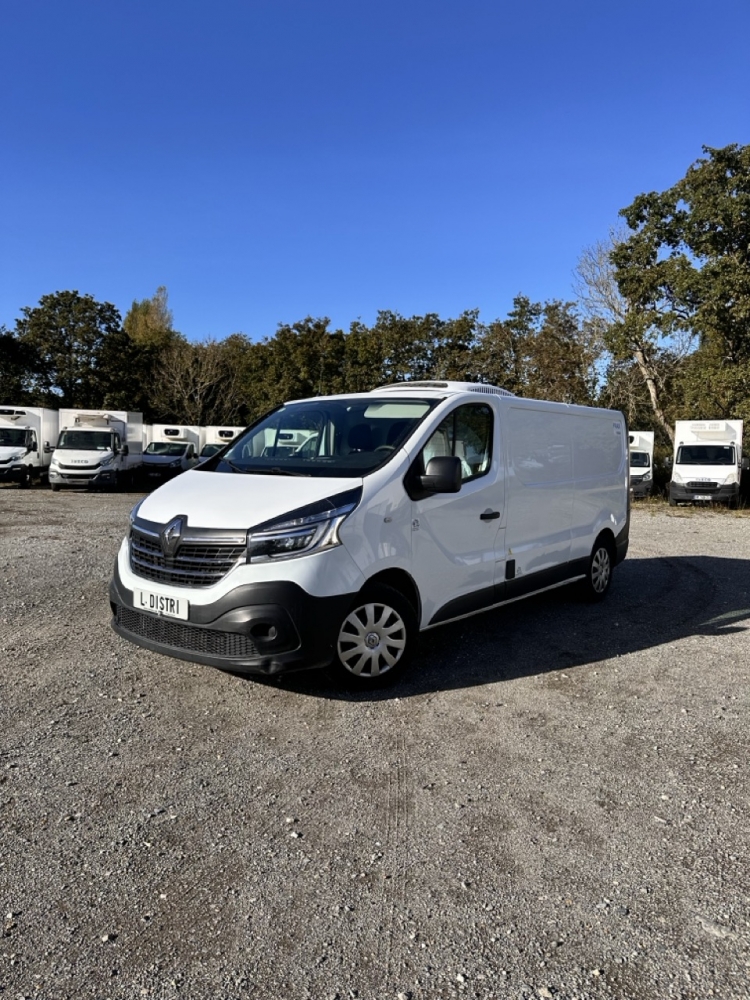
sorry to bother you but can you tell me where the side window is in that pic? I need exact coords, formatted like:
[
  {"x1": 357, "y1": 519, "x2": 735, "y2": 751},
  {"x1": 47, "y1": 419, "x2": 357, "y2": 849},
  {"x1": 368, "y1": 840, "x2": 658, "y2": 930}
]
[
  {"x1": 421, "y1": 404, "x2": 493, "y2": 484},
  {"x1": 113, "y1": 433, "x2": 122, "y2": 452}
]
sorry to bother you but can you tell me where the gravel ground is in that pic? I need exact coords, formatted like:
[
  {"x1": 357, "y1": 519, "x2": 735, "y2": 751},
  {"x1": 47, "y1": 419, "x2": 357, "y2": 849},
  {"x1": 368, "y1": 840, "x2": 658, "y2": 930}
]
[{"x1": 1, "y1": 487, "x2": 749, "y2": 1000}]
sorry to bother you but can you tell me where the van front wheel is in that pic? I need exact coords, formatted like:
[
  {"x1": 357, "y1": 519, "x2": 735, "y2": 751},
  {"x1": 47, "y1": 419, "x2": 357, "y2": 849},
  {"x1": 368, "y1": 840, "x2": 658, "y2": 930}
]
[
  {"x1": 330, "y1": 584, "x2": 417, "y2": 687},
  {"x1": 582, "y1": 537, "x2": 614, "y2": 603}
]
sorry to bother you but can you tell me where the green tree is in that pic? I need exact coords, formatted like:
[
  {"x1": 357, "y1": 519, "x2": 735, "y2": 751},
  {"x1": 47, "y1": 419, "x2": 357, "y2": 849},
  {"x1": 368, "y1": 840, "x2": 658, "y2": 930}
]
[
  {"x1": 0, "y1": 327, "x2": 40, "y2": 402},
  {"x1": 611, "y1": 143, "x2": 750, "y2": 428},
  {"x1": 123, "y1": 286, "x2": 176, "y2": 349},
  {"x1": 14, "y1": 291, "x2": 133, "y2": 408}
]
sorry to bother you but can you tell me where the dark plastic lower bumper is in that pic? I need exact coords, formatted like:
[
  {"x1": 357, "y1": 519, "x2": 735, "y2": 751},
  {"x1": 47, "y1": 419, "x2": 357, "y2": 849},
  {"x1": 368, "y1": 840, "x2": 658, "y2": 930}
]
[
  {"x1": 630, "y1": 480, "x2": 653, "y2": 498},
  {"x1": 669, "y1": 482, "x2": 738, "y2": 504},
  {"x1": 109, "y1": 563, "x2": 354, "y2": 675},
  {"x1": 0, "y1": 465, "x2": 26, "y2": 483}
]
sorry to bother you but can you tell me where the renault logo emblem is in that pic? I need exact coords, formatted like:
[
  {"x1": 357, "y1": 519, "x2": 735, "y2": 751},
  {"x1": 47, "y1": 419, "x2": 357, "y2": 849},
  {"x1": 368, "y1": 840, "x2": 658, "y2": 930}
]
[{"x1": 161, "y1": 516, "x2": 185, "y2": 557}]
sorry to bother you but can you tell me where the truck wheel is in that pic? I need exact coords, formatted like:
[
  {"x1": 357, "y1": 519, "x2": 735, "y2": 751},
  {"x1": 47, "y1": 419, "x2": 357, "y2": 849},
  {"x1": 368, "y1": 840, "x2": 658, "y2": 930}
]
[
  {"x1": 581, "y1": 535, "x2": 614, "y2": 603},
  {"x1": 668, "y1": 497, "x2": 677, "y2": 507},
  {"x1": 18, "y1": 466, "x2": 32, "y2": 489},
  {"x1": 728, "y1": 496, "x2": 739, "y2": 510},
  {"x1": 329, "y1": 583, "x2": 418, "y2": 687},
  {"x1": 50, "y1": 483, "x2": 60, "y2": 492}
]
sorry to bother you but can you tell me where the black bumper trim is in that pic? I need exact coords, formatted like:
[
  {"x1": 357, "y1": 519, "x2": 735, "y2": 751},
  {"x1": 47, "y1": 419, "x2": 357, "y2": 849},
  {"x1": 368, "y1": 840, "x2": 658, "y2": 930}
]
[
  {"x1": 669, "y1": 482, "x2": 738, "y2": 503},
  {"x1": 109, "y1": 562, "x2": 354, "y2": 675}
]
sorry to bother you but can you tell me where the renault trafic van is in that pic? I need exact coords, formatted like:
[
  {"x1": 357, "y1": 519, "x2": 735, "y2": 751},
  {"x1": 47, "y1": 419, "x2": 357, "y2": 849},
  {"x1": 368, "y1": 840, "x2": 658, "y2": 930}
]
[{"x1": 110, "y1": 382, "x2": 630, "y2": 685}]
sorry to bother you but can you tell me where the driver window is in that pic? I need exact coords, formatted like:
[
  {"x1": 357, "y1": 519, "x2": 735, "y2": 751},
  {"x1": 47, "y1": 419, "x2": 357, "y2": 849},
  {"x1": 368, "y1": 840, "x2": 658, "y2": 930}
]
[{"x1": 421, "y1": 404, "x2": 493, "y2": 483}]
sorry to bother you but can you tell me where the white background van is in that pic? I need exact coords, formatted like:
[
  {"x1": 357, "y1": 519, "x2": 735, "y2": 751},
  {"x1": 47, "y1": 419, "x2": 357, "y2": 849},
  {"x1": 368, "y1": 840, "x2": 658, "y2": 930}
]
[{"x1": 110, "y1": 382, "x2": 629, "y2": 685}]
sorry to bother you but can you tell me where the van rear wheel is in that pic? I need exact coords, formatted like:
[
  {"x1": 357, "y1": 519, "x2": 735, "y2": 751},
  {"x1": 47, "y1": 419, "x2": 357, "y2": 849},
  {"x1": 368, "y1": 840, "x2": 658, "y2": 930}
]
[
  {"x1": 582, "y1": 536, "x2": 614, "y2": 602},
  {"x1": 329, "y1": 583, "x2": 417, "y2": 687}
]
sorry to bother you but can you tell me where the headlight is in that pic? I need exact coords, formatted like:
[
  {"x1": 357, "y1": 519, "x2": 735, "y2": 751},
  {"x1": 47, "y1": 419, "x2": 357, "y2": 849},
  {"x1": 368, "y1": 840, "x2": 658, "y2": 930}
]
[
  {"x1": 168, "y1": 459, "x2": 183, "y2": 468},
  {"x1": 100, "y1": 454, "x2": 115, "y2": 467},
  {"x1": 642, "y1": 470, "x2": 652, "y2": 481},
  {"x1": 671, "y1": 471, "x2": 683, "y2": 484},
  {"x1": 247, "y1": 500, "x2": 357, "y2": 563}
]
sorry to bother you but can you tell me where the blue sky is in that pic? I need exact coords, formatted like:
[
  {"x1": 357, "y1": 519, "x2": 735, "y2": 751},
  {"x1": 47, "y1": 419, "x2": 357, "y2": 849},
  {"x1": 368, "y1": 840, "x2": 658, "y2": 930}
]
[{"x1": 2, "y1": 0, "x2": 749, "y2": 341}]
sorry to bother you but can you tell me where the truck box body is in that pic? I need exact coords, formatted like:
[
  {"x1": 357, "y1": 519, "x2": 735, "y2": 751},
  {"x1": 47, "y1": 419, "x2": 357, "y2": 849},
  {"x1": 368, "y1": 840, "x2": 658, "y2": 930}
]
[
  {"x1": 0, "y1": 406, "x2": 59, "y2": 486},
  {"x1": 141, "y1": 425, "x2": 204, "y2": 485},
  {"x1": 628, "y1": 431, "x2": 655, "y2": 498},
  {"x1": 110, "y1": 382, "x2": 629, "y2": 683},
  {"x1": 200, "y1": 426, "x2": 245, "y2": 459},
  {"x1": 669, "y1": 419, "x2": 743, "y2": 506},
  {"x1": 50, "y1": 410, "x2": 144, "y2": 490}
]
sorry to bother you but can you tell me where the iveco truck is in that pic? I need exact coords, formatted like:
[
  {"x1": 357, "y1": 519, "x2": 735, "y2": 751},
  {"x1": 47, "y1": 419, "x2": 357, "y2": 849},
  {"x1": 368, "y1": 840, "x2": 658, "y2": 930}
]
[
  {"x1": 141, "y1": 425, "x2": 203, "y2": 485},
  {"x1": 50, "y1": 410, "x2": 144, "y2": 491},
  {"x1": 111, "y1": 381, "x2": 629, "y2": 687},
  {"x1": 199, "y1": 426, "x2": 245, "y2": 459},
  {"x1": 0, "y1": 407, "x2": 59, "y2": 487},
  {"x1": 628, "y1": 431, "x2": 655, "y2": 498},
  {"x1": 669, "y1": 420, "x2": 744, "y2": 507}
]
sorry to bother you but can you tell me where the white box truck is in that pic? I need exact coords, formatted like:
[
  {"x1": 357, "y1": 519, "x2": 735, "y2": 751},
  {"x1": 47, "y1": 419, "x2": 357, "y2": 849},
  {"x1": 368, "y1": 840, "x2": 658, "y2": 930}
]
[
  {"x1": 50, "y1": 410, "x2": 144, "y2": 491},
  {"x1": 629, "y1": 431, "x2": 655, "y2": 498},
  {"x1": 111, "y1": 381, "x2": 629, "y2": 687},
  {"x1": 199, "y1": 426, "x2": 245, "y2": 459},
  {"x1": 141, "y1": 425, "x2": 203, "y2": 485},
  {"x1": 669, "y1": 420, "x2": 744, "y2": 507},
  {"x1": 0, "y1": 406, "x2": 59, "y2": 487}
]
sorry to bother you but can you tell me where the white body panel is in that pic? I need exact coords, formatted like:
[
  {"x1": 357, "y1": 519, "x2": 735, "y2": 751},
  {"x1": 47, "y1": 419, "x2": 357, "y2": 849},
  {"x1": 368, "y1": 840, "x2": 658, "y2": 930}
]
[
  {"x1": 202, "y1": 426, "x2": 245, "y2": 447},
  {"x1": 121, "y1": 386, "x2": 628, "y2": 631},
  {"x1": 0, "y1": 406, "x2": 59, "y2": 478},
  {"x1": 671, "y1": 420, "x2": 743, "y2": 489}
]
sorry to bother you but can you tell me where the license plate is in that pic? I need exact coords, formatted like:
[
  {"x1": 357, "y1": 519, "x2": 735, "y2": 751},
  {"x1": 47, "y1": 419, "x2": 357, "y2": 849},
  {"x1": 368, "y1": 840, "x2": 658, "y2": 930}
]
[
  {"x1": 693, "y1": 494, "x2": 713, "y2": 501},
  {"x1": 134, "y1": 589, "x2": 189, "y2": 620},
  {"x1": 148, "y1": 472, "x2": 162, "y2": 478}
]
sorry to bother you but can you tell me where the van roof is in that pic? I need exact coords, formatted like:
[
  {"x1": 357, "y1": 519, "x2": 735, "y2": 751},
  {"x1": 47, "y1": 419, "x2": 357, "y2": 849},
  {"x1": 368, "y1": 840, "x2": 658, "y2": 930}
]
[{"x1": 373, "y1": 381, "x2": 515, "y2": 397}]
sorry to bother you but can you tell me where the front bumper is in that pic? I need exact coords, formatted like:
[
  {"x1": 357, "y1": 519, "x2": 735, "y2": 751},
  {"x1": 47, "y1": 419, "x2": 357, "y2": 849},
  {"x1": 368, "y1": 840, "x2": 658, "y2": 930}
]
[
  {"x1": 109, "y1": 562, "x2": 354, "y2": 675},
  {"x1": 0, "y1": 464, "x2": 26, "y2": 483},
  {"x1": 630, "y1": 478, "x2": 653, "y2": 498},
  {"x1": 669, "y1": 482, "x2": 738, "y2": 503},
  {"x1": 49, "y1": 467, "x2": 118, "y2": 488},
  {"x1": 139, "y1": 466, "x2": 182, "y2": 485}
]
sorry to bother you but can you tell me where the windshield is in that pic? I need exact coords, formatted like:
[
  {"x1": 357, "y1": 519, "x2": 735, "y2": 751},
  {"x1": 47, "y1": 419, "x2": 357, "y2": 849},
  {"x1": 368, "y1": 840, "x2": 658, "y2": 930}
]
[
  {"x1": 676, "y1": 444, "x2": 735, "y2": 466},
  {"x1": 630, "y1": 451, "x2": 650, "y2": 468},
  {"x1": 209, "y1": 397, "x2": 438, "y2": 478},
  {"x1": 57, "y1": 430, "x2": 113, "y2": 451},
  {"x1": 0, "y1": 428, "x2": 27, "y2": 447},
  {"x1": 146, "y1": 442, "x2": 186, "y2": 456},
  {"x1": 200, "y1": 443, "x2": 223, "y2": 458}
]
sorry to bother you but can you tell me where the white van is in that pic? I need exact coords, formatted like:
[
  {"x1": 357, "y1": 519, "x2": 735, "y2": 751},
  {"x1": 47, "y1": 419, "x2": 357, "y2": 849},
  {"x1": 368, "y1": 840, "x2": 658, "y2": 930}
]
[
  {"x1": 628, "y1": 431, "x2": 655, "y2": 498},
  {"x1": 110, "y1": 382, "x2": 629, "y2": 685},
  {"x1": 141, "y1": 425, "x2": 203, "y2": 485}
]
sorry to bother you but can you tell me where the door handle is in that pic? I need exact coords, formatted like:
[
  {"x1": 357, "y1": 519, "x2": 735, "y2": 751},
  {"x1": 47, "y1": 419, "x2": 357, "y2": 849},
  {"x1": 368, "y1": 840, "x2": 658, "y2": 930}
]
[{"x1": 480, "y1": 509, "x2": 500, "y2": 520}]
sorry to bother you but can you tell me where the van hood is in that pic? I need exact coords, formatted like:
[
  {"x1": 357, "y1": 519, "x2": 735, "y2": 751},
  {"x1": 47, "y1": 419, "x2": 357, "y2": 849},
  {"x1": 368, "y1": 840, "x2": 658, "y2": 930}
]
[
  {"x1": 0, "y1": 447, "x2": 27, "y2": 463},
  {"x1": 137, "y1": 469, "x2": 362, "y2": 529},
  {"x1": 143, "y1": 453, "x2": 185, "y2": 466}
]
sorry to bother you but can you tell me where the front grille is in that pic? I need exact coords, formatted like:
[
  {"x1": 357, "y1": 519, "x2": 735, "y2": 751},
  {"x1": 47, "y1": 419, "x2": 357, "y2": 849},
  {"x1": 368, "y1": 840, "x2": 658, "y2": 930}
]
[
  {"x1": 630, "y1": 474, "x2": 644, "y2": 483},
  {"x1": 686, "y1": 481, "x2": 719, "y2": 491},
  {"x1": 116, "y1": 606, "x2": 258, "y2": 658},
  {"x1": 59, "y1": 462, "x2": 101, "y2": 471},
  {"x1": 130, "y1": 528, "x2": 245, "y2": 588}
]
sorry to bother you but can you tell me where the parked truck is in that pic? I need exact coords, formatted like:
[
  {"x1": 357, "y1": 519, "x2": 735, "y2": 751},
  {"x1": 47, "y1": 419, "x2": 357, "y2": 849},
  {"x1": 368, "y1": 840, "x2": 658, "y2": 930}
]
[
  {"x1": 199, "y1": 426, "x2": 245, "y2": 459},
  {"x1": 141, "y1": 425, "x2": 203, "y2": 486},
  {"x1": 49, "y1": 410, "x2": 144, "y2": 491},
  {"x1": 669, "y1": 420, "x2": 745, "y2": 507},
  {"x1": 0, "y1": 407, "x2": 59, "y2": 488},
  {"x1": 629, "y1": 431, "x2": 655, "y2": 498}
]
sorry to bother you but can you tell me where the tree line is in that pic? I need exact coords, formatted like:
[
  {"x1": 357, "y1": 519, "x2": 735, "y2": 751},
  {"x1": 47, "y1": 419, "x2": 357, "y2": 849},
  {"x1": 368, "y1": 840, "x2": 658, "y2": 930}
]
[{"x1": 2, "y1": 144, "x2": 749, "y2": 455}]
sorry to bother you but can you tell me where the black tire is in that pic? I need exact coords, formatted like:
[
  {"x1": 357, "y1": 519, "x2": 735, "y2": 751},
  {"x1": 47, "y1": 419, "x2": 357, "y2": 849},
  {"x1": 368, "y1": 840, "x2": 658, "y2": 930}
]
[
  {"x1": 728, "y1": 496, "x2": 739, "y2": 510},
  {"x1": 328, "y1": 583, "x2": 418, "y2": 688},
  {"x1": 50, "y1": 483, "x2": 60, "y2": 492},
  {"x1": 581, "y1": 535, "x2": 614, "y2": 603},
  {"x1": 18, "y1": 466, "x2": 33, "y2": 489},
  {"x1": 668, "y1": 497, "x2": 677, "y2": 507}
]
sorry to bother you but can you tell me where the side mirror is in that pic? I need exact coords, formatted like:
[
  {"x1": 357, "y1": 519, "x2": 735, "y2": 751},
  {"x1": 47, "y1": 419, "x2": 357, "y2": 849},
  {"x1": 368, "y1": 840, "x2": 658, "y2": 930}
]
[
  {"x1": 419, "y1": 456, "x2": 462, "y2": 494},
  {"x1": 122, "y1": 444, "x2": 129, "y2": 457},
  {"x1": 44, "y1": 442, "x2": 52, "y2": 453},
  {"x1": 30, "y1": 442, "x2": 38, "y2": 453},
  {"x1": 742, "y1": 457, "x2": 749, "y2": 472}
]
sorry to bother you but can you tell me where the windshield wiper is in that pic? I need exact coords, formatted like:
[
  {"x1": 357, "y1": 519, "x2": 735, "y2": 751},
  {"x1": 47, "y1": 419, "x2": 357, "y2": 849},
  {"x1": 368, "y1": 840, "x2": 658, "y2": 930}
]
[{"x1": 224, "y1": 459, "x2": 309, "y2": 477}]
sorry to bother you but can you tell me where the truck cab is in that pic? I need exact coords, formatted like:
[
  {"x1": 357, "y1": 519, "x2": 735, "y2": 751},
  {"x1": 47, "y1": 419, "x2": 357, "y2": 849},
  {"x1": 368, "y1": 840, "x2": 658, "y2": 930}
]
[
  {"x1": 628, "y1": 431, "x2": 654, "y2": 498},
  {"x1": 49, "y1": 411, "x2": 143, "y2": 491},
  {"x1": 0, "y1": 407, "x2": 58, "y2": 488},
  {"x1": 669, "y1": 420, "x2": 744, "y2": 507}
]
